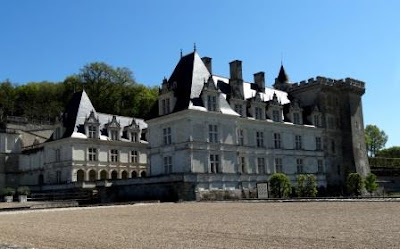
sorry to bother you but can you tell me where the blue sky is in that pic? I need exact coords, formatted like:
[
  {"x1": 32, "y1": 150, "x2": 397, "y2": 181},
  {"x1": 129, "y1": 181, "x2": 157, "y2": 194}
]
[{"x1": 1, "y1": 1, "x2": 399, "y2": 146}]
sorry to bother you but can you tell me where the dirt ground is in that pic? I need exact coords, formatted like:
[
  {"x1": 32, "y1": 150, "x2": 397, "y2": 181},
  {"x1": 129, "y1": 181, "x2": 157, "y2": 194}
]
[{"x1": 0, "y1": 201, "x2": 399, "y2": 249}]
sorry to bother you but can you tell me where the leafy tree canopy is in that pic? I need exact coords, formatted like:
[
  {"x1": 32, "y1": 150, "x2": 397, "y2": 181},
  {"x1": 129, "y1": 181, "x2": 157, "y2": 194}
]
[{"x1": 365, "y1": 124, "x2": 388, "y2": 157}]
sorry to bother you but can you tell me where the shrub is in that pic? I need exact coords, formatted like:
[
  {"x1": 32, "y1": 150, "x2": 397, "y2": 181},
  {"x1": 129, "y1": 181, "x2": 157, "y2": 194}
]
[
  {"x1": 17, "y1": 186, "x2": 31, "y2": 195},
  {"x1": 364, "y1": 173, "x2": 378, "y2": 196},
  {"x1": 346, "y1": 173, "x2": 364, "y2": 197},
  {"x1": 269, "y1": 173, "x2": 291, "y2": 198},
  {"x1": 2, "y1": 187, "x2": 15, "y2": 196},
  {"x1": 296, "y1": 174, "x2": 318, "y2": 197}
]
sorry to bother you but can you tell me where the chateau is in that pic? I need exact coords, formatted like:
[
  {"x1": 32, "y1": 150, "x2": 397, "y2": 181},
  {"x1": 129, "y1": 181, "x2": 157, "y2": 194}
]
[{"x1": 0, "y1": 49, "x2": 370, "y2": 200}]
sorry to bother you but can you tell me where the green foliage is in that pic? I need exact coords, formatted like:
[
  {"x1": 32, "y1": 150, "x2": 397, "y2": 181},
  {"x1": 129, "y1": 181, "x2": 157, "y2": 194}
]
[
  {"x1": 296, "y1": 174, "x2": 318, "y2": 197},
  {"x1": 269, "y1": 173, "x2": 291, "y2": 198},
  {"x1": 376, "y1": 146, "x2": 400, "y2": 158},
  {"x1": 0, "y1": 62, "x2": 158, "y2": 122},
  {"x1": 365, "y1": 125, "x2": 388, "y2": 157},
  {"x1": 2, "y1": 187, "x2": 15, "y2": 196},
  {"x1": 17, "y1": 186, "x2": 31, "y2": 195},
  {"x1": 346, "y1": 173, "x2": 364, "y2": 197},
  {"x1": 364, "y1": 173, "x2": 378, "y2": 196}
]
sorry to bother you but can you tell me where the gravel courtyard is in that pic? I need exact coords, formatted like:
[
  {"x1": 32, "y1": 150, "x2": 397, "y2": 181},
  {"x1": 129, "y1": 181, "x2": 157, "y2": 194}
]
[{"x1": 0, "y1": 201, "x2": 399, "y2": 249}]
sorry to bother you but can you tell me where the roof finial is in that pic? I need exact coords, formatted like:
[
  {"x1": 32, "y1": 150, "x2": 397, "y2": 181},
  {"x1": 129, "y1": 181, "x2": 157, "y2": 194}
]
[
  {"x1": 280, "y1": 52, "x2": 283, "y2": 66},
  {"x1": 180, "y1": 49, "x2": 183, "y2": 58},
  {"x1": 194, "y1": 43, "x2": 197, "y2": 52}
]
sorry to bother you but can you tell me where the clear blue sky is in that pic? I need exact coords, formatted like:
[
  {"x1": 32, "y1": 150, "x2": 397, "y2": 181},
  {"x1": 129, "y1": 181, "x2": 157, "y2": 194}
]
[{"x1": 1, "y1": 1, "x2": 399, "y2": 147}]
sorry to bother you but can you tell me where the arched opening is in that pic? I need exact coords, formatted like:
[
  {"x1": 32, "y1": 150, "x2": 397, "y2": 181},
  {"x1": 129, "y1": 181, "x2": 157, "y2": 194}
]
[
  {"x1": 131, "y1": 171, "x2": 137, "y2": 178},
  {"x1": 121, "y1": 171, "x2": 128, "y2": 179},
  {"x1": 100, "y1": 170, "x2": 107, "y2": 180},
  {"x1": 77, "y1": 170, "x2": 85, "y2": 182},
  {"x1": 111, "y1": 170, "x2": 118, "y2": 180},
  {"x1": 140, "y1": 171, "x2": 146, "y2": 178},
  {"x1": 38, "y1": 174, "x2": 44, "y2": 185},
  {"x1": 89, "y1": 170, "x2": 96, "y2": 181}
]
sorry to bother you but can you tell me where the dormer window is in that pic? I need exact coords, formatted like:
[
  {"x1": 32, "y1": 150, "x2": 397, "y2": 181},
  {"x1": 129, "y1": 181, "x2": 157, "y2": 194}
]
[
  {"x1": 293, "y1": 112, "x2": 301, "y2": 124},
  {"x1": 255, "y1": 107, "x2": 263, "y2": 120},
  {"x1": 234, "y1": 104, "x2": 243, "y2": 116},
  {"x1": 313, "y1": 115, "x2": 320, "y2": 127},
  {"x1": 272, "y1": 110, "x2": 280, "y2": 122},
  {"x1": 84, "y1": 110, "x2": 100, "y2": 139},
  {"x1": 105, "y1": 116, "x2": 121, "y2": 141},
  {"x1": 162, "y1": 98, "x2": 170, "y2": 115},
  {"x1": 124, "y1": 119, "x2": 141, "y2": 143},
  {"x1": 207, "y1": 95, "x2": 217, "y2": 111},
  {"x1": 131, "y1": 132, "x2": 138, "y2": 142},
  {"x1": 110, "y1": 130, "x2": 118, "y2": 141}
]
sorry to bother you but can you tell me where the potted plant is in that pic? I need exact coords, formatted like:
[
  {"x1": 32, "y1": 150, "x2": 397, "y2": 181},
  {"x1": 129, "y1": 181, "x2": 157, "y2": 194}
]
[
  {"x1": 2, "y1": 187, "x2": 15, "y2": 202},
  {"x1": 17, "y1": 186, "x2": 30, "y2": 203}
]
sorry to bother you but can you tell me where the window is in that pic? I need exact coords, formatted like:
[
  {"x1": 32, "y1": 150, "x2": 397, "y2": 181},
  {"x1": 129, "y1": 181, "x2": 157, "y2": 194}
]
[
  {"x1": 88, "y1": 125, "x2": 96, "y2": 138},
  {"x1": 110, "y1": 149, "x2": 118, "y2": 162},
  {"x1": 131, "y1": 132, "x2": 138, "y2": 142},
  {"x1": 88, "y1": 148, "x2": 97, "y2": 161},
  {"x1": 163, "y1": 127, "x2": 171, "y2": 145},
  {"x1": 162, "y1": 98, "x2": 170, "y2": 115},
  {"x1": 274, "y1": 133, "x2": 281, "y2": 149},
  {"x1": 328, "y1": 117, "x2": 335, "y2": 129},
  {"x1": 55, "y1": 149, "x2": 60, "y2": 162},
  {"x1": 208, "y1": 124, "x2": 218, "y2": 143},
  {"x1": 313, "y1": 115, "x2": 320, "y2": 127},
  {"x1": 316, "y1": 137, "x2": 322, "y2": 151},
  {"x1": 272, "y1": 110, "x2": 280, "y2": 122},
  {"x1": 234, "y1": 104, "x2": 243, "y2": 116},
  {"x1": 207, "y1": 95, "x2": 217, "y2": 111},
  {"x1": 331, "y1": 140, "x2": 336, "y2": 153},
  {"x1": 255, "y1": 107, "x2": 263, "y2": 120},
  {"x1": 318, "y1": 160, "x2": 324, "y2": 173},
  {"x1": 256, "y1": 131, "x2": 264, "y2": 148},
  {"x1": 295, "y1": 135, "x2": 302, "y2": 150},
  {"x1": 131, "y1": 150, "x2": 139, "y2": 163},
  {"x1": 293, "y1": 112, "x2": 300, "y2": 124},
  {"x1": 164, "y1": 156, "x2": 172, "y2": 174},
  {"x1": 257, "y1": 158, "x2": 265, "y2": 174},
  {"x1": 240, "y1": 157, "x2": 246, "y2": 174},
  {"x1": 275, "y1": 158, "x2": 283, "y2": 173},
  {"x1": 110, "y1": 130, "x2": 118, "y2": 140},
  {"x1": 296, "y1": 159, "x2": 304, "y2": 173},
  {"x1": 210, "y1": 154, "x2": 220, "y2": 173},
  {"x1": 56, "y1": 170, "x2": 61, "y2": 184},
  {"x1": 237, "y1": 129, "x2": 244, "y2": 146}
]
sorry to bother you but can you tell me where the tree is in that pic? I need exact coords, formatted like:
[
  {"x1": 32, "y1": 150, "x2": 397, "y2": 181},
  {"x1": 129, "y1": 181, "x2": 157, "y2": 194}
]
[
  {"x1": 364, "y1": 173, "x2": 378, "y2": 196},
  {"x1": 376, "y1": 146, "x2": 400, "y2": 158},
  {"x1": 346, "y1": 173, "x2": 364, "y2": 197},
  {"x1": 296, "y1": 174, "x2": 318, "y2": 197},
  {"x1": 269, "y1": 173, "x2": 291, "y2": 198},
  {"x1": 365, "y1": 125, "x2": 388, "y2": 157}
]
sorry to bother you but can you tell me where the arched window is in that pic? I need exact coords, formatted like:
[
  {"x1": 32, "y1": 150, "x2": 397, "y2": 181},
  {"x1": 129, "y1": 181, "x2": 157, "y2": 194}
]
[
  {"x1": 140, "y1": 171, "x2": 146, "y2": 178},
  {"x1": 38, "y1": 174, "x2": 44, "y2": 185},
  {"x1": 77, "y1": 170, "x2": 85, "y2": 182},
  {"x1": 100, "y1": 170, "x2": 107, "y2": 180},
  {"x1": 111, "y1": 170, "x2": 118, "y2": 180},
  {"x1": 89, "y1": 170, "x2": 96, "y2": 181},
  {"x1": 131, "y1": 171, "x2": 137, "y2": 178},
  {"x1": 121, "y1": 171, "x2": 128, "y2": 179}
]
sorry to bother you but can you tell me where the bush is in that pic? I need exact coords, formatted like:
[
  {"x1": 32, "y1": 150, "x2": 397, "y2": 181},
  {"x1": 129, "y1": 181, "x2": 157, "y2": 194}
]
[
  {"x1": 269, "y1": 173, "x2": 291, "y2": 198},
  {"x1": 346, "y1": 173, "x2": 364, "y2": 197},
  {"x1": 17, "y1": 186, "x2": 31, "y2": 195},
  {"x1": 296, "y1": 174, "x2": 318, "y2": 197},
  {"x1": 2, "y1": 187, "x2": 15, "y2": 196},
  {"x1": 365, "y1": 173, "x2": 378, "y2": 196}
]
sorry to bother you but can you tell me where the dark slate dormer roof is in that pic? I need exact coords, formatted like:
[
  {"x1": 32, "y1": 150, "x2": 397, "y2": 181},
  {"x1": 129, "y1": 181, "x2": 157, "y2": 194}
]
[
  {"x1": 59, "y1": 90, "x2": 147, "y2": 141},
  {"x1": 168, "y1": 52, "x2": 211, "y2": 112},
  {"x1": 277, "y1": 65, "x2": 289, "y2": 83}
]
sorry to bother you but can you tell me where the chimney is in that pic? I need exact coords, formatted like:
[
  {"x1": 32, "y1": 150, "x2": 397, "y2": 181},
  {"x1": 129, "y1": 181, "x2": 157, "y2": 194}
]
[
  {"x1": 254, "y1": 72, "x2": 265, "y2": 92},
  {"x1": 229, "y1": 60, "x2": 242, "y2": 80},
  {"x1": 202, "y1": 57, "x2": 212, "y2": 74}
]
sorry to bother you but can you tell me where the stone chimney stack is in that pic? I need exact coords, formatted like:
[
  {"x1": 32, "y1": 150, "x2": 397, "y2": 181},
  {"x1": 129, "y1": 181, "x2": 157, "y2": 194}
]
[
  {"x1": 202, "y1": 57, "x2": 212, "y2": 74},
  {"x1": 229, "y1": 60, "x2": 244, "y2": 99},
  {"x1": 229, "y1": 60, "x2": 243, "y2": 80},
  {"x1": 254, "y1": 72, "x2": 265, "y2": 92}
]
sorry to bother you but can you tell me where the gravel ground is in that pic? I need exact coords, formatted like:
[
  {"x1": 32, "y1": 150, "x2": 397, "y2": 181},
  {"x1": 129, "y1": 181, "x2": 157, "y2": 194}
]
[{"x1": 0, "y1": 202, "x2": 399, "y2": 249}]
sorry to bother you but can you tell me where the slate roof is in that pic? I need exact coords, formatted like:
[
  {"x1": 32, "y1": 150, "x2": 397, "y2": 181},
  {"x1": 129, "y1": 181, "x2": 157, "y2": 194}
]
[{"x1": 60, "y1": 90, "x2": 147, "y2": 141}]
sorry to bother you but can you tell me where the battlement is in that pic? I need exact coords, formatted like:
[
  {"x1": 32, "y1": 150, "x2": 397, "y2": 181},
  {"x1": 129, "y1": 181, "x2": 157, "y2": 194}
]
[{"x1": 289, "y1": 76, "x2": 365, "y2": 93}]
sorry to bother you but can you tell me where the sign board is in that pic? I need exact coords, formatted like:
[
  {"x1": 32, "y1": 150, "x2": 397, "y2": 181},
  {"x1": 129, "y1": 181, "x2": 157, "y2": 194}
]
[{"x1": 257, "y1": 182, "x2": 269, "y2": 199}]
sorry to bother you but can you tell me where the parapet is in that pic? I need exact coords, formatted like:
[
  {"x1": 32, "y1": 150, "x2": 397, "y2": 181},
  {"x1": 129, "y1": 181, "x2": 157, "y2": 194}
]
[{"x1": 288, "y1": 76, "x2": 365, "y2": 94}]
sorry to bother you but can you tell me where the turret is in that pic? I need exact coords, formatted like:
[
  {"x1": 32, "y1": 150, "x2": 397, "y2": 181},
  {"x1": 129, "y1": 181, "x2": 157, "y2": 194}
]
[{"x1": 273, "y1": 65, "x2": 291, "y2": 91}]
